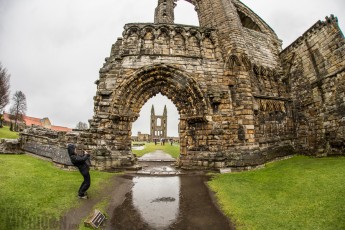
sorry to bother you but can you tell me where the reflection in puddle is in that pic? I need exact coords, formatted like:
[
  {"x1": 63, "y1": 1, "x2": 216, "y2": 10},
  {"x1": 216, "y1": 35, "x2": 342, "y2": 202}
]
[
  {"x1": 108, "y1": 175, "x2": 232, "y2": 230},
  {"x1": 132, "y1": 176, "x2": 180, "y2": 229}
]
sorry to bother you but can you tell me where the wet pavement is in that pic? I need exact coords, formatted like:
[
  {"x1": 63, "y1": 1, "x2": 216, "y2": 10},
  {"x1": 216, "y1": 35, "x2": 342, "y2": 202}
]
[
  {"x1": 105, "y1": 151, "x2": 233, "y2": 230},
  {"x1": 138, "y1": 150, "x2": 176, "y2": 162},
  {"x1": 137, "y1": 161, "x2": 182, "y2": 175},
  {"x1": 137, "y1": 150, "x2": 181, "y2": 175}
]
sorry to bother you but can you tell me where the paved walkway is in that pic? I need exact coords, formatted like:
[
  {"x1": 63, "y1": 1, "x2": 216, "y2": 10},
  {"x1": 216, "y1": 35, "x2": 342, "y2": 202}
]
[
  {"x1": 137, "y1": 150, "x2": 181, "y2": 175},
  {"x1": 138, "y1": 150, "x2": 176, "y2": 162}
]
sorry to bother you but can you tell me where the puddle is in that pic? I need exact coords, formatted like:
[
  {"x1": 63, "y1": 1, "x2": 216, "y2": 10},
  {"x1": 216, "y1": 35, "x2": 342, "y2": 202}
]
[
  {"x1": 132, "y1": 176, "x2": 180, "y2": 229},
  {"x1": 108, "y1": 154, "x2": 232, "y2": 229},
  {"x1": 108, "y1": 174, "x2": 233, "y2": 230}
]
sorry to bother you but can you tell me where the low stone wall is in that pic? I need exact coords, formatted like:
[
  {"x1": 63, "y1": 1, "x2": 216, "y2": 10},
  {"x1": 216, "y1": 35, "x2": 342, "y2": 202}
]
[
  {"x1": 19, "y1": 126, "x2": 138, "y2": 171},
  {"x1": 179, "y1": 143, "x2": 295, "y2": 170},
  {"x1": 20, "y1": 126, "x2": 79, "y2": 167}
]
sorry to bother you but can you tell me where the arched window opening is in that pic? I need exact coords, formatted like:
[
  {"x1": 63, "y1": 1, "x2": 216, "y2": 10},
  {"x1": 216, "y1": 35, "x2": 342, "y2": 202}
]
[
  {"x1": 131, "y1": 93, "x2": 180, "y2": 142},
  {"x1": 237, "y1": 10, "x2": 262, "y2": 32},
  {"x1": 157, "y1": 118, "x2": 162, "y2": 126},
  {"x1": 174, "y1": 1, "x2": 199, "y2": 26}
]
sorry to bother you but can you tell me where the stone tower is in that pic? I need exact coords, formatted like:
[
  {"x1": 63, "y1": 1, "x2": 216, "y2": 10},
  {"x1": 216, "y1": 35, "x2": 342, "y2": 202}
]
[
  {"x1": 150, "y1": 105, "x2": 168, "y2": 141},
  {"x1": 154, "y1": 0, "x2": 175, "y2": 24}
]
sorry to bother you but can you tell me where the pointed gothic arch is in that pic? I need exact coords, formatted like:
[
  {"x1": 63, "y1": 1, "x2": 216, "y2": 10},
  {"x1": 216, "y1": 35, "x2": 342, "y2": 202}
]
[{"x1": 112, "y1": 64, "x2": 209, "y2": 122}]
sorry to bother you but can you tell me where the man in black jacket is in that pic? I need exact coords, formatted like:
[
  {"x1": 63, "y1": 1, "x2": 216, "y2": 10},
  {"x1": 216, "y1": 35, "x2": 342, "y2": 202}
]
[{"x1": 67, "y1": 144, "x2": 91, "y2": 199}]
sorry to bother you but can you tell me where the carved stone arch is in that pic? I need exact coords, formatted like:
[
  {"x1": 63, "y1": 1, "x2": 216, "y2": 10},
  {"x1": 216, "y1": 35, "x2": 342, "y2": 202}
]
[
  {"x1": 247, "y1": 62, "x2": 262, "y2": 94},
  {"x1": 140, "y1": 26, "x2": 156, "y2": 54},
  {"x1": 272, "y1": 70, "x2": 285, "y2": 97},
  {"x1": 201, "y1": 33, "x2": 215, "y2": 59},
  {"x1": 187, "y1": 29, "x2": 201, "y2": 56},
  {"x1": 113, "y1": 64, "x2": 209, "y2": 120},
  {"x1": 265, "y1": 67, "x2": 275, "y2": 92},
  {"x1": 267, "y1": 68, "x2": 274, "y2": 78},
  {"x1": 237, "y1": 10, "x2": 262, "y2": 32},
  {"x1": 261, "y1": 66, "x2": 268, "y2": 78},
  {"x1": 188, "y1": 36, "x2": 201, "y2": 56},
  {"x1": 172, "y1": 27, "x2": 186, "y2": 55},
  {"x1": 155, "y1": 25, "x2": 171, "y2": 55},
  {"x1": 253, "y1": 64, "x2": 261, "y2": 76},
  {"x1": 158, "y1": 25, "x2": 170, "y2": 37},
  {"x1": 226, "y1": 54, "x2": 241, "y2": 70},
  {"x1": 127, "y1": 26, "x2": 140, "y2": 37},
  {"x1": 141, "y1": 25, "x2": 156, "y2": 40},
  {"x1": 174, "y1": 26, "x2": 188, "y2": 39},
  {"x1": 189, "y1": 28, "x2": 202, "y2": 40},
  {"x1": 241, "y1": 54, "x2": 252, "y2": 71},
  {"x1": 203, "y1": 29, "x2": 216, "y2": 44},
  {"x1": 234, "y1": 1, "x2": 279, "y2": 39},
  {"x1": 272, "y1": 69, "x2": 280, "y2": 81}
]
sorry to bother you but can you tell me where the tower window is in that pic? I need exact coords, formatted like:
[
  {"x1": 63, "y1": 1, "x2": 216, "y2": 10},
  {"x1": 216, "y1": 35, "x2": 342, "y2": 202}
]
[{"x1": 237, "y1": 10, "x2": 262, "y2": 32}]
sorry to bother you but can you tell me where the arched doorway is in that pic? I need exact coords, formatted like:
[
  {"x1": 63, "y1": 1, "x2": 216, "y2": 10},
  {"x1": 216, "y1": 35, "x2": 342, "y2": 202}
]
[
  {"x1": 114, "y1": 64, "x2": 208, "y2": 157},
  {"x1": 90, "y1": 64, "x2": 211, "y2": 170}
]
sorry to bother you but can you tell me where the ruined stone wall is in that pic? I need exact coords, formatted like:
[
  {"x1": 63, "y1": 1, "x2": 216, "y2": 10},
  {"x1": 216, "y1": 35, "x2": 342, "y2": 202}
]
[
  {"x1": 91, "y1": 23, "x2": 234, "y2": 169},
  {"x1": 90, "y1": 10, "x2": 293, "y2": 170},
  {"x1": 17, "y1": 1, "x2": 344, "y2": 171},
  {"x1": 281, "y1": 15, "x2": 345, "y2": 155},
  {"x1": 19, "y1": 126, "x2": 106, "y2": 169}
]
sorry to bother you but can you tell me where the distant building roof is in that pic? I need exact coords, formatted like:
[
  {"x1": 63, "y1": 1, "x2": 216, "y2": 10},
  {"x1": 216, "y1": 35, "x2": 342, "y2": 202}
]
[
  {"x1": 23, "y1": 116, "x2": 42, "y2": 126},
  {"x1": 51, "y1": 125, "x2": 72, "y2": 132},
  {"x1": 3, "y1": 113, "x2": 72, "y2": 132}
]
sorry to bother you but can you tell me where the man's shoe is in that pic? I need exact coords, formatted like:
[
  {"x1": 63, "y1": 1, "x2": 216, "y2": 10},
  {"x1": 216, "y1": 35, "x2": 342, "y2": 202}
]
[{"x1": 78, "y1": 195, "x2": 88, "y2": 199}]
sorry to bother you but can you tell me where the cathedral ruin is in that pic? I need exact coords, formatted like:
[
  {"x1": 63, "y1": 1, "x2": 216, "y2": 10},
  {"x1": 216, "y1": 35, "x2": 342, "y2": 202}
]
[
  {"x1": 19, "y1": 0, "x2": 345, "y2": 170},
  {"x1": 150, "y1": 105, "x2": 168, "y2": 141}
]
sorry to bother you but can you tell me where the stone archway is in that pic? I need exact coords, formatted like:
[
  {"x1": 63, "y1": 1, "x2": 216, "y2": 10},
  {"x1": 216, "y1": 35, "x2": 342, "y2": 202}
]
[
  {"x1": 90, "y1": 64, "x2": 210, "y2": 170},
  {"x1": 114, "y1": 64, "x2": 207, "y2": 122},
  {"x1": 119, "y1": 64, "x2": 209, "y2": 158}
]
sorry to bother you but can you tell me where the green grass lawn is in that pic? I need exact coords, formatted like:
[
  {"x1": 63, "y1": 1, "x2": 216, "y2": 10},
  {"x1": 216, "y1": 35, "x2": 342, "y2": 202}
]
[
  {"x1": 0, "y1": 125, "x2": 19, "y2": 139},
  {"x1": 208, "y1": 155, "x2": 345, "y2": 230},
  {"x1": 132, "y1": 142, "x2": 180, "y2": 158},
  {"x1": 0, "y1": 154, "x2": 114, "y2": 230}
]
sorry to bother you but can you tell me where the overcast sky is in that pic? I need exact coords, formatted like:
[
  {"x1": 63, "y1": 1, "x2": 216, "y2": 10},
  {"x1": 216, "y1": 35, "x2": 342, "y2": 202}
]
[{"x1": 0, "y1": 0, "x2": 344, "y2": 137}]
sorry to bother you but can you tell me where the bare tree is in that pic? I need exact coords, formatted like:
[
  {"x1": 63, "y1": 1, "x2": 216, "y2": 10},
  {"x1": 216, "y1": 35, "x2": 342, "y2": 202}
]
[
  {"x1": 0, "y1": 63, "x2": 11, "y2": 113},
  {"x1": 75, "y1": 121, "x2": 88, "y2": 130},
  {"x1": 9, "y1": 91, "x2": 27, "y2": 131}
]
